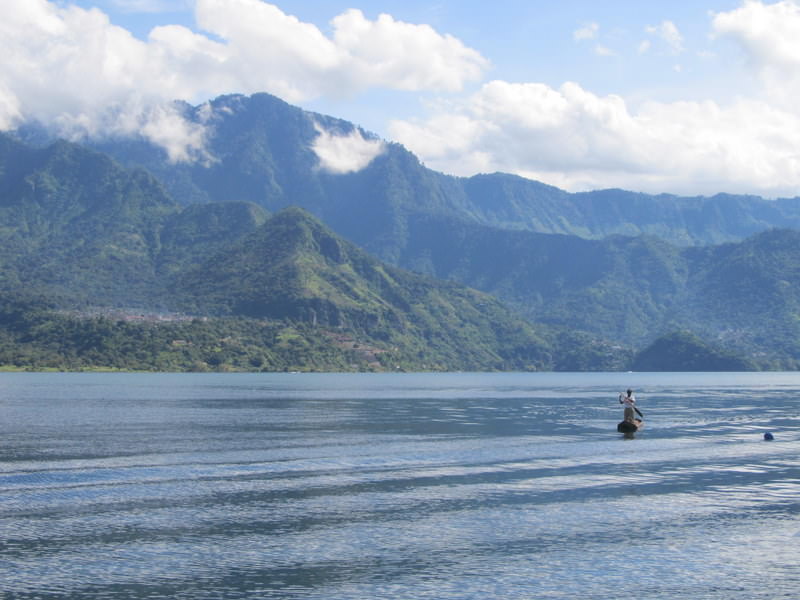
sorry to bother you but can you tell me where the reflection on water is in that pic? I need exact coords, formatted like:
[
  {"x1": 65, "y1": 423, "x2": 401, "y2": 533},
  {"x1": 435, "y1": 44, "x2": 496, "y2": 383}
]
[{"x1": 1, "y1": 372, "x2": 799, "y2": 599}]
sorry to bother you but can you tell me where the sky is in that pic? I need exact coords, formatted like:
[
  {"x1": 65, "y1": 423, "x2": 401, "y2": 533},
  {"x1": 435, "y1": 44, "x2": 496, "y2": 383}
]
[{"x1": 4, "y1": 1, "x2": 800, "y2": 197}]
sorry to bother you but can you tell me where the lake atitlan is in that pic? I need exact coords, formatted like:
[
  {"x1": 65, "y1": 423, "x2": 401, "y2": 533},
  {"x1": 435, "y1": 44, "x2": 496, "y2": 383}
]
[{"x1": 1, "y1": 372, "x2": 799, "y2": 599}]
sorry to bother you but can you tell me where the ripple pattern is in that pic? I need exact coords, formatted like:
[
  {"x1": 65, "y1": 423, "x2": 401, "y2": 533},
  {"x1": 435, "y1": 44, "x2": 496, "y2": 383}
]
[{"x1": 1, "y1": 372, "x2": 799, "y2": 599}]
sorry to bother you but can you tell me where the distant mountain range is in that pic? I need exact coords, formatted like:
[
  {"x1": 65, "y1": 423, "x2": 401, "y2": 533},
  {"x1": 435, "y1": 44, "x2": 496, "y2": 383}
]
[{"x1": 4, "y1": 92, "x2": 800, "y2": 370}]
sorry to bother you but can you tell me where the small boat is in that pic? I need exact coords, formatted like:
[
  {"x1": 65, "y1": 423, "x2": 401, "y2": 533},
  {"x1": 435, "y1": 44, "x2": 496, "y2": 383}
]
[{"x1": 617, "y1": 418, "x2": 643, "y2": 434}]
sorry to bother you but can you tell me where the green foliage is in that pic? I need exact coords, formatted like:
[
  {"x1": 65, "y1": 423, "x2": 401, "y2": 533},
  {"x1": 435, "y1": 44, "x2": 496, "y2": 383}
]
[
  {"x1": 174, "y1": 208, "x2": 557, "y2": 371},
  {"x1": 0, "y1": 294, "x2": 554, "y2": 372},
  {"x1": 0, "y1": 313, "x2": 355, "y2": 373},
  {"x1": 0, "y1": 293, "x2": 659, "y2": 373},
  {"x1": 632, "y1": 331, "x2": 755, "y2": 372},
  {"x1": 389, "y1": 213, "x2": 800, "y2": 366}
]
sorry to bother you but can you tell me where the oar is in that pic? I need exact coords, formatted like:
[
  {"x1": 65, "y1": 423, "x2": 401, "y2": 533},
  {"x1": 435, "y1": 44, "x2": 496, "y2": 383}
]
[{"x1": 634, "y1": 406, "x2": 644, "y2": 419}]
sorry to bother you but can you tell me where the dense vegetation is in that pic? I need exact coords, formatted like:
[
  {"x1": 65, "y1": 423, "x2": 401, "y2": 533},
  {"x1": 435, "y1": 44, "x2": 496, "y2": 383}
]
[
  {"x1": 0, "y1": 296, "x2": 354, "y2": 372},
  {"x1": 1, "y1": 293, "x2": 763, "y2": 372},
  {"x1": 0, "y1": 293, "x2": 634, "y2": 372},
  {"x1": 632, "y1": 331, "x2": 756, "y2": 372}
]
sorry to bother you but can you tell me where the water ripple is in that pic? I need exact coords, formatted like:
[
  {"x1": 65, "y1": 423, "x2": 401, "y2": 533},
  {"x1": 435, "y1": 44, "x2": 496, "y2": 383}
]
[{"x1": 2, "y1": 372, "x2": 800, "y2": 598}]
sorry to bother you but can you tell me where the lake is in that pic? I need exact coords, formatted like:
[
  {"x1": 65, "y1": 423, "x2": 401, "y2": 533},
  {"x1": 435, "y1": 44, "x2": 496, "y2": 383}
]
[{"x1": 1, "y1": 372, "x2": 799, "y2": 599}]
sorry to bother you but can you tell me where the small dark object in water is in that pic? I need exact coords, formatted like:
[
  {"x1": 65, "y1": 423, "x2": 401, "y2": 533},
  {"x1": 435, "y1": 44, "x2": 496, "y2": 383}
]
[
  {"x1": 764, "y1": 432, "x2": 774, "y2": 441},
  {"x1": 617, "y1": 419, "x2": 643, "y2": 434}
]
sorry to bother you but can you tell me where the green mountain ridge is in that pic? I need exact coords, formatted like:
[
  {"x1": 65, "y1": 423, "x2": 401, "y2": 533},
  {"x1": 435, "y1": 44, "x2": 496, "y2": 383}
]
[
  {"x1": 5, "y1": 92, "x2": 800, "y2": 370},
  {"x1": 632, "y1": 331, "x2": 755, "y2": 372},
  {"x1": 0, "y1": 136, "x2": 178, "y2": 305},
  {"x1": 0, "y1": 201, "x2": 588, "y2": 371},
  {"x1": 394, "y1": 212, "x2": 800, "y2": 363},
  {"x1": 77, "y1": 93, "x2": 800, "y2": 252},
  {"x1": 0, "y1": 137, "x2": 577, "y2": 370},
  {"x1": 174, "y1": 207, "x2": 557, "y2": 371}
]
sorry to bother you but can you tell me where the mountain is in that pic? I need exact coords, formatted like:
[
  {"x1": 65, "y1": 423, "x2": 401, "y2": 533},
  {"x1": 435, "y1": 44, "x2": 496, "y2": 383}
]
[
  {"x1": 0, "y1": 131, "x2": 575, "y2": 372},
  {"x1": 0, "y1": 135, "x2": 177, "y2": 305},
  {"x1": 392, "y1": 214, "x2": 800, "y2": 362},
  {"x1": 6, "y1": 93, "x2": 800, "y2": 369},
  {"x1": 158, "y1": 201, "x2": 269, "y2": 276},
  {"x1": 682, "y1": 229, "x2": 800, "y2": 359},
  {"x1": 632, "y1": 331, "x2": 756, "y2": 372},
  {"x1": 0, "y1": 133, "x2": 273, "y2": 308},
  {"x1": 393, "y1": 213, "x2": 688, "y2": 342},
  {"x1": 0, "y1": 204, "x2": 583, "y2": 372},
  {"x1": 174, "y1": 207, "x2": 556, "y2": 371},
  {"x1": 76, "y1": 92, "x2": 800, "y2": 256}
]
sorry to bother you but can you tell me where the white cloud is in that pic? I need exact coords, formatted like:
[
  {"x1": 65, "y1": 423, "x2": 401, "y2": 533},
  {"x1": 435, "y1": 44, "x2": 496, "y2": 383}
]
[
  {"x1": 573, "y1": 22, "x2": 599, "y2": 41},
  {"x1": 191, "y1": 0, "x2": 489, "y2": 100},
  {"x1": 385, "y1": 1, "x2": 800, "y2": 197},
  {"x1": 312, "y1": 124, "x2": 386, "y2": 174},
  {"x1": 0, "y1": 83, "x2": 22, "y2": 130},
  {"x1": 0, "y1": 0, "x2": 223, "y2": 159},
  {"x1": 389, "y1": 79, "x2": 800, "y2": 197},
  {"x1": 110, "y1": 0, "x2": 190, "y2": 12},
  {"x1": 645, "y1": 20, "x2": 684, "y2": 55},
  {"x1": 0, "y1": 0, "x2": 488, "y2": 161},
  {"x1": 330, "y1": 9, "x2": 489, "y2": 93},
  {"x1": 712, "y1": 0, "x2": 800, "y2": 107},
  {"x1": 712, "y1": 0, "x2": 800, "y2": 66},
  {"x1": 138, "y1": 104, "x2": 211, "y2": 163},
  {"x1": 594, "y1": 44, "x2": 615, "y2": 57}
]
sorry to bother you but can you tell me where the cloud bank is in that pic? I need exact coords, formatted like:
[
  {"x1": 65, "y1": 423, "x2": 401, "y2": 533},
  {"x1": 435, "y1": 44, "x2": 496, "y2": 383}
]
[
  {"x1": 390, "y1": 80, "x2": 800, "y2": 196},
  {"x1": 390, "y1": 1, "x2": 800, "y2": 196}
]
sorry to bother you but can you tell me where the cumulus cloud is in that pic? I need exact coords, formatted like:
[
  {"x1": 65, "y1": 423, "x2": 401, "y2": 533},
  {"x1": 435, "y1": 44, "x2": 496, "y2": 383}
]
[
  {"x1": 0, "y1": 0, "x2": 225, "y2": 159},
  {"x1": 712, "y1": 0, "x2": 800, "y2": 106},
  {"x1": 0, "y1": 0, "x2": 487, "y2": 162},
  {"x1": 110, "y1": 0, "x2": 190, "y2": 12},
  {"x1": 383, "y1": 2, "x2": 800, "y2": 197},
  {"x1": 331, "y1": 9, "x2": 489, "y2": 93},
  {"x1": 389, "y1": 79, "x2": 800, "y2": 197},
  {"x1": 190, "y1": 1, "x2": 488, "y2": 100},
  {"x1": 311, "y1": 124, "x2": 386, "y2": 174},
  {"x1": 712, "y1": 0, "x2": 800, "y2": 66}
]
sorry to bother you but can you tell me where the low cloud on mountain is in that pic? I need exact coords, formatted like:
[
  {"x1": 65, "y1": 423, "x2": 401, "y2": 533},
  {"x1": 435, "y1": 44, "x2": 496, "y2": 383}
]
[
  {"x1": 0, "y1": 0, "x2": 485, "y2": 163},
  {"x1": 3, "y1": 1, "x2": 800, "y2": 195},
  {"x1": 311, "y1": 124, "x2": 386, "y2": 174}
]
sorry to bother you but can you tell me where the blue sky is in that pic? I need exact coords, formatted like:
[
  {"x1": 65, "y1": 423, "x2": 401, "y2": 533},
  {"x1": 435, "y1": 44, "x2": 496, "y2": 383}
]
[{"x1": 6, "y1": 1, "x2": 800, "y2": 196}]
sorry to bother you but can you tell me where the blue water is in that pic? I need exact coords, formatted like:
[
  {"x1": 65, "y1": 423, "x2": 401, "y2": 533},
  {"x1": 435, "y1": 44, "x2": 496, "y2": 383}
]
[{"x1": 1, "y1": 372, "x2": 799, "y2": 599}]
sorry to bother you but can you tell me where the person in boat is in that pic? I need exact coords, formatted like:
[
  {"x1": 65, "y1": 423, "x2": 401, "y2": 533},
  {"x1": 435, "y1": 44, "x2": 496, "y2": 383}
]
[{"x1": 619, "y1": 389, "x2": 636, "y2": 423}]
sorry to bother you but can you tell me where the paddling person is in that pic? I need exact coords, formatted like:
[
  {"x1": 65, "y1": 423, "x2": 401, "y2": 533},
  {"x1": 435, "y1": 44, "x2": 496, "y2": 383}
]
[{"x1": 619, "y1": 389, "x2": 636, "y2": 423}]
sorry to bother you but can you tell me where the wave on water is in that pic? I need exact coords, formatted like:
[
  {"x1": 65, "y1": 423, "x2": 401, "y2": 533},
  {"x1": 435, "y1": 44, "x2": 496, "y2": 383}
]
[{"x1": 1, "y1": 372, "x2": 799, "y2": 599}]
